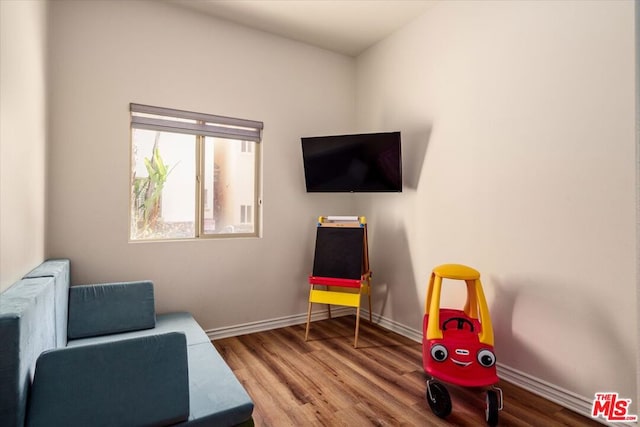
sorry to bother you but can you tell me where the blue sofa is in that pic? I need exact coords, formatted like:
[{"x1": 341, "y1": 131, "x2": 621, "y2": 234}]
[{"x1": 0, "y1": 259, "x2": 254, "y2": 427}]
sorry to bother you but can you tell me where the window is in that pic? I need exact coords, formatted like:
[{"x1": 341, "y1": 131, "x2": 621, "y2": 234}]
[{"x1": 130, "y1": 103, "x2": 262, "y2": 241}]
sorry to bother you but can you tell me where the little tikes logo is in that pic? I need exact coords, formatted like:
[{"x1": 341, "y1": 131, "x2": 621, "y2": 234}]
[{"x1": 591, "y1": 392, "x2": 637, "y2": 423}]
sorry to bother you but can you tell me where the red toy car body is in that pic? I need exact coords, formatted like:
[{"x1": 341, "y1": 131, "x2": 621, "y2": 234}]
[{"x1": 423, "y1": 308, "x2": 499, "y2": 388}]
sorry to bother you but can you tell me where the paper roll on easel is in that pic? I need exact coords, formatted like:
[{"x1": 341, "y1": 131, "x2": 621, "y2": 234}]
[{"x1": 325, "y1": 215, "x2": 358, "y2": 222}]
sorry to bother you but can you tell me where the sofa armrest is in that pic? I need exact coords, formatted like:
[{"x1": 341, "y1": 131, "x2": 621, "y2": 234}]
[
  {"x1": 68, "y1": 281, "x2": 155, "y2": 339},
  {"x1": 26, "y1": 332, "x2": 190, "y2": 427}
]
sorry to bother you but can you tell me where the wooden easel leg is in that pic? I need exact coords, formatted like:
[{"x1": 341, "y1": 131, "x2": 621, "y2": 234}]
[
  {"x1": 305, "y1": 301, "x2": 313, "y2": 341},
  {"x1": 367, "y1": 291, "x2": 372, "y2": 322},
  {"x1": 354, "y1": 304, "x2": 361, "y2": 348}
]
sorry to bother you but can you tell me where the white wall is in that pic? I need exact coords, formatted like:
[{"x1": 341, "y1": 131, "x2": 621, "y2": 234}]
[
  {"x1": 356, "y1": 0, "x2": 636, "y2": 407},
  {"x1": 636, "y1": 0, "x2": 640, "y2": 415},
  {"x1": 0, "y1": 0, "x2": 48, "y2": 292},
  {"x1": 47, "y1": 0, "x2": 357, "y2": 327}
]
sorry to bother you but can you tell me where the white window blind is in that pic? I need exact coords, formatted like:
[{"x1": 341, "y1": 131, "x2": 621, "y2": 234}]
[{"x1": 130, "y1": 103, "x2": 263, "y2": 142}]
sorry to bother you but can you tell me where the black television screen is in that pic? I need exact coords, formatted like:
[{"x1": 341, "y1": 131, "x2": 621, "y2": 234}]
[{"x1": 301, "y1": 131, "x2": 402, "y2": 192}]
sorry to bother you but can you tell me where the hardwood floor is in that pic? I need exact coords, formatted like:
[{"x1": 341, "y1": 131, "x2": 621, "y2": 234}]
[{"x1": 214, "y1": 316, "x2": 602, "y2": 426}]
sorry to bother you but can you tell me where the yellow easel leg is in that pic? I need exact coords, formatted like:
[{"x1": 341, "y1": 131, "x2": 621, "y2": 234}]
[
  {"x1": 305, "y1": 301, "x2": 313, "y2": 341},
  {"x1": 354, "y1": 305, "x2": 361, "y2": 348},
  {"x1": 367, "y1": 280, "x2": 372, "y2": 322}
]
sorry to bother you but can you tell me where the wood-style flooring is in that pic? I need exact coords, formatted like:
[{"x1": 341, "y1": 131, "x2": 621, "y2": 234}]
[{"x1": 214, "y1": 315, "x2": 602, "y2": 426}]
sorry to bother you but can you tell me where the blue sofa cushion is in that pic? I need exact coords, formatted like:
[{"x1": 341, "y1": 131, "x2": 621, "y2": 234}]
[
  {"x1": 26, "y1": 332, "x2": 190, "y2": 427},
  {"x1": 176, "y1": 342, "x2": 254, "y2": 426},
  {"x1": 67, "y1": 312, "x2": 211, "y2": 348},
  {"x1": 24, "y1": 259, "x2": 71, "y2": 347},
  {"x1": 0, "y1": 277, "x2": 56, "y2": 427},
  {"x1": 67, "y1": 281, "x2": 155, "y2": 339}
]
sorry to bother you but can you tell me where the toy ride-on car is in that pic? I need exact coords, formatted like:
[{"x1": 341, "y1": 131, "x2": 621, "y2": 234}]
[{"x1": 423, "y1": 264, "x2": 503, "y2": 426}]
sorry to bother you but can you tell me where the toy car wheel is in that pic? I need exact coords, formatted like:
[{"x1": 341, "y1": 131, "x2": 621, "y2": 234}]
[
  {"x1": 485, "y1": 390, "x2": 499, "y2": 426},
  {"x1": 426, "y1": 381, "x2": 452, "y2": 418}
]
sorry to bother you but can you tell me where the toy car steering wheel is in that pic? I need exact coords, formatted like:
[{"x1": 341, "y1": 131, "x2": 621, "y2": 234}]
[{"x1": 442, "y1": 317, "x2": 475, "y2": 332}]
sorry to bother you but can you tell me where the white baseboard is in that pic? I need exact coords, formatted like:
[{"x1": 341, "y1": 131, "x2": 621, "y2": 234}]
[
  {"x1": 206, "y1": 309, "x2": 621, "y2": 426},
  {"x1": 497, "y1": 363, "x2": 590, "y2": 414},
  {"x1": 366, "y1": 310, "x2": 423, "y2": 342},
  {"x1": 495, "y1": 364, "x2": 621, "y2": 426},
  {"x1": 206, "y1": 307, "x2": 353, "y2": 340}
]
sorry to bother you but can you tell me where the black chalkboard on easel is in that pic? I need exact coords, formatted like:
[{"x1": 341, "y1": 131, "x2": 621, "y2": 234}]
[{"x1": 312, "y1": 225, "x2": 367, "y2": 280}]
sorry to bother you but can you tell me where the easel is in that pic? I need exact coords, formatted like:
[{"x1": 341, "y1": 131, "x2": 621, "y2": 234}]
[{"x1": 304, "y1": 216, "x2": 372, "y2": 348}]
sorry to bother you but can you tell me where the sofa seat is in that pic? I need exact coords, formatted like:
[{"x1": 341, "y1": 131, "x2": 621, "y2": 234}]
[
  {"x1": 66, "y1": 312, "x2": 254, "y2": 426},
  {"x1": 176, "y1": 342, "x2": 255, "y2": 426}
]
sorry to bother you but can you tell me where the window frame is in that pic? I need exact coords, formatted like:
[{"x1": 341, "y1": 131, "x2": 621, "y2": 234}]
[{"x1": 130, "y1": 103, "x2": 263, "y2": 241}]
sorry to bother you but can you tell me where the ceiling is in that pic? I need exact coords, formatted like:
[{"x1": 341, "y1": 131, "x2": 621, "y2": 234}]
[{"x1": 167, "y1": 0, "x2": 435, "y2": 57}]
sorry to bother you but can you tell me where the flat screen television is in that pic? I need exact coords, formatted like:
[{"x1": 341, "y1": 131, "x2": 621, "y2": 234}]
[{"x1": 301, "y1": 131, "x2": 402, "y2": 192}]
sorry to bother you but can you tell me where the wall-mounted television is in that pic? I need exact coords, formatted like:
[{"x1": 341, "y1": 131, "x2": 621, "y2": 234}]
[{"x1": 301, "y1": 131, "x2": 402, "y2": 193}]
